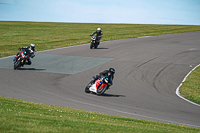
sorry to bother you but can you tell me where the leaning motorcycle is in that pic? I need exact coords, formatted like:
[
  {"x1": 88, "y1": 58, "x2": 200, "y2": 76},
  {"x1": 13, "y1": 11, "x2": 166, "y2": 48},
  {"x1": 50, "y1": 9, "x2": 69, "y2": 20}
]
[
  {"x1": 90, "y1": 36, "x2": 99, "y2": 49},
  {"x1": 13, "y1": 51, "x2": 30, "y2": 70},
  {"x1": 85, "y1": 77, "x2": 111, "y2": 96}
]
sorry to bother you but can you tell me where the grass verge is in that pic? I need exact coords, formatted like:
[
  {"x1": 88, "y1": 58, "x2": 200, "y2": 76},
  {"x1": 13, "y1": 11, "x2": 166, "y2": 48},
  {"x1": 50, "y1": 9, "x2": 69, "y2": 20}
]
[
  {"x1": 1, "y1": 21, "x2": 200, "y2": 58},
  {"x1": 180, "y1": 66, "x2": 200, "y2": 104},
  {"x1": 0, "y1": 96, "x2": 200, "y2": 132}
]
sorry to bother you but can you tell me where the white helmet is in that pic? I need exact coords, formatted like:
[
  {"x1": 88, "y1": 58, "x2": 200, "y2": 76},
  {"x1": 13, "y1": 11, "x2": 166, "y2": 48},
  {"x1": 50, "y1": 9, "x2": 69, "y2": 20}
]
[
  {"x1": 30, "y1": 43, "x2": 35, "y2": 48},
  {"x1": 97, "y1": 27, "x2": 101, "y2": 31},
  {"x1": 30, "y1": 43, "x2": 35, "y2": 51}
]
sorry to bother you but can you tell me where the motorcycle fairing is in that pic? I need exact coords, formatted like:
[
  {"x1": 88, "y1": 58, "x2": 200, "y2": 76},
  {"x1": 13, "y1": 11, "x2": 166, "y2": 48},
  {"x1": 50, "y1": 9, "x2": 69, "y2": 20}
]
[
  {"x1": 88, "y1": 77, "x2": 107, "y2": 93},
  {"x1": 89, "y1": 82, "x2": 97, "y2": 93}
]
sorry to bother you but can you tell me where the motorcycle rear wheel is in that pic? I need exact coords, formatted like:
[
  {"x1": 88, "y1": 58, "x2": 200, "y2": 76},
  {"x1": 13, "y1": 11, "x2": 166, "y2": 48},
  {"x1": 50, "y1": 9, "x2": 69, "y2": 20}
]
[
  {"x1": 85, "y1": 80, "x2": 93, "y2": 93},
  {"x1": 94, "y1": 43, "x2": 98, "y2": 49}
]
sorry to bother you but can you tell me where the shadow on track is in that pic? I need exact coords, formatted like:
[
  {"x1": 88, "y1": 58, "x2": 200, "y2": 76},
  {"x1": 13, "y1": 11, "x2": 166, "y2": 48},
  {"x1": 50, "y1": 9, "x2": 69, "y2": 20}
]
[
  {"x1": 17, "y1": 68, "x2": 46, "y2": 71},
  {"x1": 89, "y1": 92, "x2": 125, "y2": 97},
  {"x1": 94, "y1": 47, "x2": 108, "y2": 49},
  {"x1": 101, "y1": 93, "x2": 125, "y2": 97}
]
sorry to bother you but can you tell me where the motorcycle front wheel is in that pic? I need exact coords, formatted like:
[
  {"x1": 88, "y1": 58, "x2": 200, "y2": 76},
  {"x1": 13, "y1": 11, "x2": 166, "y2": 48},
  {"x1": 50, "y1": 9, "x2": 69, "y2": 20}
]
[
  {"x1": 14, "y1": 60, "x2": 21, "y2": 70},
  {"x1": 90, "y1": 42, "x2": 93, "y2": 49},
  {"x1": 96, "y1": 84, "x2": 108, "y2": 96}
]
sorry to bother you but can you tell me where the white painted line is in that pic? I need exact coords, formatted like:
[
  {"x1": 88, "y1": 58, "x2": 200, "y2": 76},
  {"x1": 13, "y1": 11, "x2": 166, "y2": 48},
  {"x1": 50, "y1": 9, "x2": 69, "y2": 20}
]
[
  {"x1": 176, "y1": 64, "x2": 200, "y2": 107},
  {"x1": 53, "y1": 92, "x2": 200, "y2": 128},
  {"x1": 40, "y1": 88, "x2": 200, "y2": 128},
  {"x1": 0, "y1": 55, "x2": 15, "y2": 60},
  {"x1": 0, "y1": 43, "x2": 90, "y2": 59},
  {"x1": 0, "y1": 36, "x2": 152, "y2": 59},
  {"x1": 1, "y1": 38, "x2": 199, "y2": 107},
  {"x1": 138, "y1": 36, "x2": 152, "y2": 38},
  {"x1": 37, "y1": 43, "x2": 89, "y2": 53}
]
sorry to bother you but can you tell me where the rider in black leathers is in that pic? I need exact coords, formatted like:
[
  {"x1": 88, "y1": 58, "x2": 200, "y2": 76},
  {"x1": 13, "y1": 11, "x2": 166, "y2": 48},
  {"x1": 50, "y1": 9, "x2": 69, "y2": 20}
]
[
  {"x1": 92, "y1": 68, "x2": 115, "y2": 86},
  {"x1": 90, "y1": 27, "x2": 103, "y2": 45}
]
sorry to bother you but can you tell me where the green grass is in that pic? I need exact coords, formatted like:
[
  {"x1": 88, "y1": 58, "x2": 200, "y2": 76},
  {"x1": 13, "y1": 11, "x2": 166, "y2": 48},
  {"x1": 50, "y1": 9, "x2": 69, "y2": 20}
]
[
  {"x1": 1, "y1": 21, "x2": 200, "y2": 58},
  {"x1": 0, "y1": 96, "x2": 199, "y2": 133},
  {"x1": 1, "y1": 21, "x2": 200, "y2": 132},
  {"x1": 180, "y1": 66, "x2": 200, "y2": 104}
]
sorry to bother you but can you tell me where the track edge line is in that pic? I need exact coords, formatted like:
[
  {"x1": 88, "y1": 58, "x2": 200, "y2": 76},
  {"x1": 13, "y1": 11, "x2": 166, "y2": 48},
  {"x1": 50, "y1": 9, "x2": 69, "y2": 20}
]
[{"x1": 176, "y1": 64, "x2": 200, "y2": 107}]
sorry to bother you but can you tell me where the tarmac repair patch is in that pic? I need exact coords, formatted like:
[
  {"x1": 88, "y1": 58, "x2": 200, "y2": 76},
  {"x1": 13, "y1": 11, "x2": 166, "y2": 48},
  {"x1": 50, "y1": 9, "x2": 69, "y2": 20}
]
[{"x1": 0, "y1": 54, "x2": 113, "y2": 74}]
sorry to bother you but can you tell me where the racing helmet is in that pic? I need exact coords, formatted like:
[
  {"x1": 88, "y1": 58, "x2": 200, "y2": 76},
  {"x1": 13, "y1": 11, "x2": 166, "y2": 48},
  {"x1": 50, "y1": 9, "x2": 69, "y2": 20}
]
[
  {"x1": 30, "y1": 43, "x2": 35, "y2": 51},
  {"x1": 97, "y1": 27, "x2": 101, "y2": 32},
  {"x1": 109, "y1": 68, "x2": 115, "y2": 75}
]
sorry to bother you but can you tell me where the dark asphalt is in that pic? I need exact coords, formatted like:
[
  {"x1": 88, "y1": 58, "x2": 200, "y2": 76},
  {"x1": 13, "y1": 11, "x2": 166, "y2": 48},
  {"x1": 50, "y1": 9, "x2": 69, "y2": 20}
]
[{"x1": 0, "y1": 31, "x2": 200, "y2": 128}]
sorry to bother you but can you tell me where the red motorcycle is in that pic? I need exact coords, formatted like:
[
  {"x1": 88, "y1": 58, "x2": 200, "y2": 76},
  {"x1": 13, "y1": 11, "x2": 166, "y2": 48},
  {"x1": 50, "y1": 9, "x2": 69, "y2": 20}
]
[
  {"x1": 85, "y1": 77, "x2": 111, "y2": 96},
  {"x1": 13, "y1": 51, "x2": 30, "y2": 70}
]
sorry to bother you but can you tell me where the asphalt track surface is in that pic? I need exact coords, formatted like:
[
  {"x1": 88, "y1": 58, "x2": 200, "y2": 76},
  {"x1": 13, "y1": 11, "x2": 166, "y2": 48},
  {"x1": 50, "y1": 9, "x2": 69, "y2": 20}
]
[{"x1": 1, "y1": 32, "x2": 200, "y2": 128}]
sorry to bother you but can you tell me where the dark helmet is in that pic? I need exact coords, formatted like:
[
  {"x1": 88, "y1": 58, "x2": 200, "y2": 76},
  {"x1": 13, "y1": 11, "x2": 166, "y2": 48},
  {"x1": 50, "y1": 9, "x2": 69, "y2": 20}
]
[{"x1": 109, "y1": 68, "x2": 115, "y2": 75}]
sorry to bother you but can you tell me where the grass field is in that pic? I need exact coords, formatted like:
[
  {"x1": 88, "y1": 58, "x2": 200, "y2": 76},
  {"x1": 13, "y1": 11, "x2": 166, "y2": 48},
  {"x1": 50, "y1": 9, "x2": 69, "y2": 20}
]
[
  {"x1": 0, "y1": 21, "x2": 200, "y2": 132},
  {"x1": 180, "y1": 66, "x2": 200, "y2": 104},
  {"x1": 1, "y1": 96, "x2": 200, "y2": 133},
  {"x1": 1, "y1": 21, "x2": 200, "y2": 58}
]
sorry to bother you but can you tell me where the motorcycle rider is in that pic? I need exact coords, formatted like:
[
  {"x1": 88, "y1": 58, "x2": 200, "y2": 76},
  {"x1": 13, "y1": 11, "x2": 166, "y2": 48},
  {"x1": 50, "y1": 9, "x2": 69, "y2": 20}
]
[
  {"x1": 90, "y1": 27, "x2": 103, "y2": 45},
  {"x1": 13, "y1": 43, "x2": 35, "y2": 65},
  {"x1": 91, "y1": 68, "x2": 115, "y2": 86}
]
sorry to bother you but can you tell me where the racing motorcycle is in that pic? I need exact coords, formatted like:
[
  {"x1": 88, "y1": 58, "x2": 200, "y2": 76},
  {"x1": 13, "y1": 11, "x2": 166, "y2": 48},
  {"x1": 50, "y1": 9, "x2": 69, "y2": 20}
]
[
  {"x1": 13, "y1": 51, "x2": 30, "y2": 70},
  {"x1": 85, "y1": 77, "x2": 112, "y2": 96},
  {"x1": 90, "y1": 36, "x2": 99, "y2": 49}
]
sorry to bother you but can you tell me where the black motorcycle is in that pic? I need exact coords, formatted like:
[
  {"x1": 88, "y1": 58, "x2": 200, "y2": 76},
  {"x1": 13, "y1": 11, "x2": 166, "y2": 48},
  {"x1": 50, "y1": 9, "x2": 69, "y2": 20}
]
[{"x1": 90, "y1": 36, "x2": 99, "y2": 49}]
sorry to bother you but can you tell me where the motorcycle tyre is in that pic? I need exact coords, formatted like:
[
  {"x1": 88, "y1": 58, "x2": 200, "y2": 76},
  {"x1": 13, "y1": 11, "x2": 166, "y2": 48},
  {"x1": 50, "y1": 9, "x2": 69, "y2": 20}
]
[
  {"x1": 90, "y1": 42, "x2": 93, "y2": 49},
  {"x1": 96, "y1": 85, "x2": 108, "y2": 96},
  {"x1": 85, "y1": 80, "x2": 93, "y2": 93},
  {"x1": 94, "y1": 43, "x2": 98, "y2": 49},
  {"x1": 14, "y1": 60, "x2": 21, "y2": 70}
]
